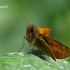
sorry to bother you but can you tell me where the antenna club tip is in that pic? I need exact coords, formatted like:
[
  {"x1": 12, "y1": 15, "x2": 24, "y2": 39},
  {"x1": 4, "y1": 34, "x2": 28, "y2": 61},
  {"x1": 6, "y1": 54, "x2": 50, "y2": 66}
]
[
  {"x1": 21, "y1": 11, "x2": 24, "y2": 15},
  {"x1": 21, "y1": 11, "x2": 30, "y2": 23}
]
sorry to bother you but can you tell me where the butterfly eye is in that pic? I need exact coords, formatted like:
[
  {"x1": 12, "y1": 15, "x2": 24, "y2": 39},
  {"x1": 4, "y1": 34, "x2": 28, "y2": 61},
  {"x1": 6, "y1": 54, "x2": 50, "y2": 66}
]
[
  {"x1": 26, "y1": 26, "x2": 34, "y2": 33},
  {"x1": 30, "y1": 27, "x2": 34, "y2": 33}
]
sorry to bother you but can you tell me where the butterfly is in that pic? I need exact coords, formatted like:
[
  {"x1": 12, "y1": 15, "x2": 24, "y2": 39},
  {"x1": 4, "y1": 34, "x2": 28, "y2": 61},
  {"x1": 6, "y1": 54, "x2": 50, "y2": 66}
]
[{"x1": 24, "y1": 24, "x2": 70, "y2": 61}]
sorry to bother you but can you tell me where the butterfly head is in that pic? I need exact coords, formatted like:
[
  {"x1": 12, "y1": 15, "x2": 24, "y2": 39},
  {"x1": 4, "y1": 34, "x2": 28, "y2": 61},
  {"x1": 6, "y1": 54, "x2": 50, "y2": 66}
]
[{"x1": 26, "y1": 24, "x2": 40, "y2": 43}]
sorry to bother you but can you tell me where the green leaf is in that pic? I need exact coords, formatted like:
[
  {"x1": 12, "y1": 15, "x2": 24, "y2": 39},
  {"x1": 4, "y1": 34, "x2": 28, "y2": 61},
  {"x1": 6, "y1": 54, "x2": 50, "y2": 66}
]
[{"x1": 0, "y1": 52, "x2": 70, "y2": 70}]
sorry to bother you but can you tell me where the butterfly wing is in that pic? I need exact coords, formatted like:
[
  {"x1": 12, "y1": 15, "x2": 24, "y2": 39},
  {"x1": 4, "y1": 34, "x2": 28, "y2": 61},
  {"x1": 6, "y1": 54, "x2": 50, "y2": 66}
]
[
  {"x1": 38, "y1": 28, "x2": 51, "y2": 36},
  {"x1": 37, "y1": 37, "x2": 56, "y2": 61},
  {"x1": 42, "y1": 35, "x2": 70, "y2": 59}
]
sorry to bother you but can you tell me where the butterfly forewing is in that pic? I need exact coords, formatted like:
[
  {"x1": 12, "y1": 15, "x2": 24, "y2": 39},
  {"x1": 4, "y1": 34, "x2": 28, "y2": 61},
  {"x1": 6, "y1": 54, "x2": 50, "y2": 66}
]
[
  {"x1": 37, "y1": 37, "x2": 56, "y2": 61},
  {"x1": 42, "y1": 35, "x2": 70, "y2": 59}
]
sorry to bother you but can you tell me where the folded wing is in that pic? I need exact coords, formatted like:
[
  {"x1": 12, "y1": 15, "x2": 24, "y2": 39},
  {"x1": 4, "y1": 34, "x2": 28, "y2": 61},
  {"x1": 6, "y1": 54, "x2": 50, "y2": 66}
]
[{"x1": 42, "y1": 35, "x2": 70, "y2": 59}]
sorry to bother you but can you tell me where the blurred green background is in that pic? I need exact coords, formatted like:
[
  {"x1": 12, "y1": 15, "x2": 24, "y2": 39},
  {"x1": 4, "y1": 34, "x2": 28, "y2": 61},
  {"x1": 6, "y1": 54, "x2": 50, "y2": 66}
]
[{"x1": 0, "y1": 0, "x2": 70, "y2": 55}]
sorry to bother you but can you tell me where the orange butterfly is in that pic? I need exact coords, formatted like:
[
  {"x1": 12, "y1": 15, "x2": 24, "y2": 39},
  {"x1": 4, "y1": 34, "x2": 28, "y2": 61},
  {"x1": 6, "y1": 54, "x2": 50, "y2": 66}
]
[
  {"x1": 21, "y1": 12, "x2": 70, "y2": 61},
  {"x1": 25, "y1": 24, "x2": 70, "y2": 61}
]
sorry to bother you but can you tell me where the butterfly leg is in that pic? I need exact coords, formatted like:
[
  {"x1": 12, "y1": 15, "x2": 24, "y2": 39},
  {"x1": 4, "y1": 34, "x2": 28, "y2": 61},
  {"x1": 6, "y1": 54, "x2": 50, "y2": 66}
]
[
  {"x1": 24, "y1": 39, "x2": 34, "y2": 54},
  {"x1": 19, "y1": 36, "x2": 26, "y2": 52},
  {"x1": 32, "y1": 46, "x2": 35, "y2": 52},
  {"x1": 38, "y1": 47, "x2": 40, "y2": 56}
]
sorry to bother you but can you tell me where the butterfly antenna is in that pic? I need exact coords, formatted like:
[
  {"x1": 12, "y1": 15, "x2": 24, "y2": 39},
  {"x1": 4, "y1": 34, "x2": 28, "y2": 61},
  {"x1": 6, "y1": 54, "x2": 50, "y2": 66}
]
[{"x1": 21, "y1": 11, "x2": 30, "y2": 23}]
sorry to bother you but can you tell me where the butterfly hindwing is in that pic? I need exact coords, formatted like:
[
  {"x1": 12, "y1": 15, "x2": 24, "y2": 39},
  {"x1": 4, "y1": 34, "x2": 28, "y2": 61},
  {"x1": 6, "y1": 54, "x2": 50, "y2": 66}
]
[{"x1": 38, "y1": 28, "x2": 51, "y2": 36}]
